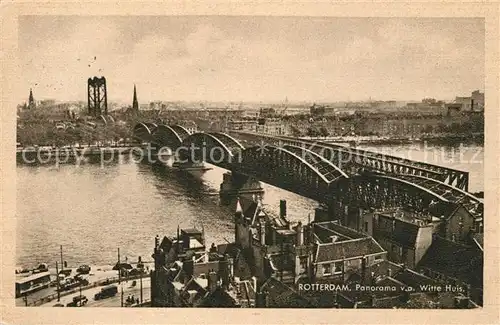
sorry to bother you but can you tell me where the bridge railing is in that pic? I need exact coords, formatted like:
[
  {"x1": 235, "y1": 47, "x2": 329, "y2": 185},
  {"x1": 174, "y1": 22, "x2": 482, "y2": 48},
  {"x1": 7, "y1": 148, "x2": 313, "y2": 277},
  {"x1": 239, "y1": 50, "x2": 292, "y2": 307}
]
[{"x1": 229, "y1": 131, "x2": 469, "y2": 191}]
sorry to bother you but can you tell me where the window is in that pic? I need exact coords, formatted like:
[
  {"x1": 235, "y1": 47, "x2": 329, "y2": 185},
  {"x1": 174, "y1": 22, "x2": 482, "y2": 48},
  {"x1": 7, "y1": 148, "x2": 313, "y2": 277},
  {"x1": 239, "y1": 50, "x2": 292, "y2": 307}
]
[
  {"x1": 323, "y1": 264, "x2": 331, "y2": 275},
  {"x1": 364, "y1": 221, "x2": 369, "y2": 232},
  {"x1": 333, "y1": 262, "x2": 343, "y2": 275},
  {"x1": 300, "y1": 257, "x2": 308, "y2": 270}
]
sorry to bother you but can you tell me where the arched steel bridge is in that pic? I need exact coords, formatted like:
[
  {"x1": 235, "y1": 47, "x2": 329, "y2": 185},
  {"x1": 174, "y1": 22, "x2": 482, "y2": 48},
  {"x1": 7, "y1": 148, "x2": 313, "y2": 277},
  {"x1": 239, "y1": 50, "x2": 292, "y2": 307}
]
[
  {"x1": 228, "y1": 131, "x2": 471, "y2": 191},
  {"x1": 133, "y1": 123, "x2": 482, "y2": 220}
]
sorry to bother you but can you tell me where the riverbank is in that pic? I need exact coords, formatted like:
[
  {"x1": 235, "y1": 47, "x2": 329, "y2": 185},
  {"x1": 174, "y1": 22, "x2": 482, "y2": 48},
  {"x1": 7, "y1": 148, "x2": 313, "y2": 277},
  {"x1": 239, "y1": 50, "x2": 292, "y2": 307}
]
[
  {"x1": 306, "y1": 133, "x2": 484, "y2": 146},
  {"x1": 16, "y1": 145, "x2": 136, "y2": 165}
]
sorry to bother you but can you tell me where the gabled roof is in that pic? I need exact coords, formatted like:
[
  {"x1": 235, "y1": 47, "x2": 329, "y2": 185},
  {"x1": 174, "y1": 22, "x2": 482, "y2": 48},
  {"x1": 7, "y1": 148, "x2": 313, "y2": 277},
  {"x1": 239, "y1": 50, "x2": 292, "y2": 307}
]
[
  {"x1": 216, "y1": 243, "x2": 240, "y2": 259},
  {"x1": 197, "y1": 287, "x2": 238, "y2": 307},
  {"x1": 315, "y1": 237, "x2": 385, "y2": 263},
  {"x1": 240, "y1": 199, "x2": 288, "y2": 228},
  {"x1": 417, "y1": 236, "x2": 483, "y2": 288},
  {"x1": 159, "y1": 236, "x2": 173, "y2": 252}
]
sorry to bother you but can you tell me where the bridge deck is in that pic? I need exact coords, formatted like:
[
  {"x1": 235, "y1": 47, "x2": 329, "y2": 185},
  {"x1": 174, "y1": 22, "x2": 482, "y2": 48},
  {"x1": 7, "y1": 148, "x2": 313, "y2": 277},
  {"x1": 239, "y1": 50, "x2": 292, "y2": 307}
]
[{"x1": 395, "y1": 174, "x2": 483, "y2": 219}]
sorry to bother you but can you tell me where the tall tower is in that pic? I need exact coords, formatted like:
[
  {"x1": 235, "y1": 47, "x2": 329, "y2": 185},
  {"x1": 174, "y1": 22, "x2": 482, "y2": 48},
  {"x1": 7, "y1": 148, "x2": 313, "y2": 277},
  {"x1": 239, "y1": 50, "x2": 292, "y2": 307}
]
[
  {"x1": 28, "y1": 88, "x2": 35, "y2": 109},
  {"x1": 132, "y1": 84, "x2": 139, "y2": 112},
  {"x1": 87, "y1": 76, "x2": 108, "y2": 116}
]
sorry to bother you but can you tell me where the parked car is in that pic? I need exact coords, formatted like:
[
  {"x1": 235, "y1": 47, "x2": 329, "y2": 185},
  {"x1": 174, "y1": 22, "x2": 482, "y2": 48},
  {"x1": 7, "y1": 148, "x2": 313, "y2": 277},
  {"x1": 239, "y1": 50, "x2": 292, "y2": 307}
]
[
  {"x1": 66, "y1": 295, "x2": 88, "y2": 307},
  {"x1": 77, "y1": 265, "x2": 91, "y2": 274},
  {"x1": 94, "y1": 285, "x2": 118, "y2": 300}
]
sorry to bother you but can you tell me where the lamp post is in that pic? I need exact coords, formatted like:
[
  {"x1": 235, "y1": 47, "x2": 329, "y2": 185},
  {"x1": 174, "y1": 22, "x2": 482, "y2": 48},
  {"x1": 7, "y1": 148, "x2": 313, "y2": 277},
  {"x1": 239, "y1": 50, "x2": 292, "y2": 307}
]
[
  {"x1": 121, "y1": 285, "x2": 124, "y2": 307},
  {"x1": 117, "y1": 248, "x2": 121, "y2": 284},
  {"x1": 55, "y1": 261, "x2": 60, "y2": 302},
  {"x1": 140, "y1": 270, "x2": 143, "y2": 304}
]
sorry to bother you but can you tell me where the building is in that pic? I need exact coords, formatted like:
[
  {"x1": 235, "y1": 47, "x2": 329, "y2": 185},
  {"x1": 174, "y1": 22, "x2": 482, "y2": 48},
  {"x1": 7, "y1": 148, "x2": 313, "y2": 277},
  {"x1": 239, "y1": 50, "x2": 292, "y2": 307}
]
[
  {"x1": 337, "y1": 259, "x2": 479, "y2": 308},
  {"x1": 445, "y1": 103, "x2": 462, "y2": 116},
  {"x1": 228, "y1": 120, "x2": 258, "y2": 132},
  {"x1": 454, "y1": 96, "x2": 472, "y2": 111},
  {"x1": 234, "y1": 198, "x2": 386, "y2": 286},
  {"x1": 471, "y1": 90, "x2": 484, "y2": 111},
  {"x1": 256, "y1": 118, "x2": 285, "y2": 136},
  {"x1": 310, "y1": 104, "x2": 326, "y2": 116},
  {"x1": 416, "y1": 236, "x2": 483, "y2": 305},
  {"x1": 371, "y1": 209, "x2": 433, "y2": 268},
  {"x1": 242, "y1": 110, "x2": 260, "y2": 119},
  {"x1": 151, "y1": 227, "x2": 250, "y2": 307}
]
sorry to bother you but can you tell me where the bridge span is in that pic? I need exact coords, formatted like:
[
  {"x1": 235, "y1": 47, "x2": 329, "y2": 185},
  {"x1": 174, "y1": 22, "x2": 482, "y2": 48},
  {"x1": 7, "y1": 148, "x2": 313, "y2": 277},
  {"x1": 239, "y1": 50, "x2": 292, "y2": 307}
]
[
  {"x1": 132, "y1": 123, "x2": 483, "y2": 223},
  {"x1": 227, "y1": 131, "x2": 470, "y2": 191}
]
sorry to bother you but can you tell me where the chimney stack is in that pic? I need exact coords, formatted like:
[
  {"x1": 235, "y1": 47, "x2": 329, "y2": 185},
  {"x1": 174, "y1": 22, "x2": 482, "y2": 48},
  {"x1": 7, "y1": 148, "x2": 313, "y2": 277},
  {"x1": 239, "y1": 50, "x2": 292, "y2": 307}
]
[
  {"x1": 296, "y1": 222, "x2": 304, "y2": 246},
  {"x1": 260, "y1": 222, "x2": 266, "y2": 245},
  {"x1": 207, "y1": 270, "x2": 218, "y2": 294},
  {"x1": 280, "y1": 200, "x2": 287, "y2": 218},
  {"x1": 182, "y1": 259, "x2": 194, "y2": 284}
]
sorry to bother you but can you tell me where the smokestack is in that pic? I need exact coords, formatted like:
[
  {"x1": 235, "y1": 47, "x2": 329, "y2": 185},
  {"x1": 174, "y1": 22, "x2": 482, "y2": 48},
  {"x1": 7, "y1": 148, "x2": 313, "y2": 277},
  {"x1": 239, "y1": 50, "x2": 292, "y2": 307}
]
[{"x1": 280, "y1": 200, "x2": 287, "y2": 218}]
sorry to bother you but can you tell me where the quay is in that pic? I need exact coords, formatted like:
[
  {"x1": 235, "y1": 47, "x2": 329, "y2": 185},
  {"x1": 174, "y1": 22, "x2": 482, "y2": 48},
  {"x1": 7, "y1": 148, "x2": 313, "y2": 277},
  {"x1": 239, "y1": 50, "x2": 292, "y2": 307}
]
[{"x1": 15, "y1": 262, "x2": 152, "y2": 307}]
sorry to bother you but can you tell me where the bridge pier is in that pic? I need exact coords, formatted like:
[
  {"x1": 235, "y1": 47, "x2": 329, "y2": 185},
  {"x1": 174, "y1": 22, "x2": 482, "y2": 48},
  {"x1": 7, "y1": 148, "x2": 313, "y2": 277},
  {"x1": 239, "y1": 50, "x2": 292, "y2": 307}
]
[{"x1": 219, "y1": 172, "x2": 264, "y2": 205}]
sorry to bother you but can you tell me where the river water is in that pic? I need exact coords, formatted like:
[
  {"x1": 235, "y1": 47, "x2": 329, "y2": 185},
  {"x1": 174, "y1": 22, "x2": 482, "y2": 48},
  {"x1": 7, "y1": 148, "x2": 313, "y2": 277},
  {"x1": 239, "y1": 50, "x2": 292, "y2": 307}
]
[{"x1": 16, "y1": 143, "x2": 484, "y2": 268}]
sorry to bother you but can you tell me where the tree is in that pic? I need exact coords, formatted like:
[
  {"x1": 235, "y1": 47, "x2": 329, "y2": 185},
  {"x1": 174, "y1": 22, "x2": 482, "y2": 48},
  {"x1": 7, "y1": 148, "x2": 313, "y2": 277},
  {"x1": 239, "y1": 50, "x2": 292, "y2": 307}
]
[
  {"x1": 319, "y1": 126, "x2": 330, "y2": 138},
  {"x1": 290, "y1": 125, "x2": 303, "y2": 137},
  {"x1": 306, "y1": 127, "x2": 320, "y2": 137}
]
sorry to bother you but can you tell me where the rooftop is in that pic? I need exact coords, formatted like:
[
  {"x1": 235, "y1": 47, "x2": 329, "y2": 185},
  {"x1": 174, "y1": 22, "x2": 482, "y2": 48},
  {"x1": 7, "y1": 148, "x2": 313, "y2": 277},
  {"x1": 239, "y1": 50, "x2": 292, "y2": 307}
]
[
  {"x1": 417, "y1": 236, "x2": 483, "y2": 288},
  {"x1": 376, "y1": 208, "x2": 433, "y2": 226},
  {"x1": 313, "y1": 221, "x2": 368, "y2": 243},
  {"x1": 374, "y1": 213, "x2": 431, "y2": 248},
  {"x1": 314, "y1": 237, "x2": 385, "y2": 263}
]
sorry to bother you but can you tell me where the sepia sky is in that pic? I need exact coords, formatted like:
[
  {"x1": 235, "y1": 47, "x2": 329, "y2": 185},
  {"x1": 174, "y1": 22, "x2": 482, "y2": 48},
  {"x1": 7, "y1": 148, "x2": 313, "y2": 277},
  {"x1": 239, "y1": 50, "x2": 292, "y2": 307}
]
[{"x1": 19, "y1": 16, "x2": 484, "y2": 103}]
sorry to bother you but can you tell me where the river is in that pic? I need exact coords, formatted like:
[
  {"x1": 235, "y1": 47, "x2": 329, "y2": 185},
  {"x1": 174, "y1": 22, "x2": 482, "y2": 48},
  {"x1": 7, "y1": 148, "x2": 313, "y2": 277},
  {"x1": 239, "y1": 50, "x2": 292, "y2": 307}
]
[{"x1": 16, "y1": 143, "x2": 484, "y2": 268}]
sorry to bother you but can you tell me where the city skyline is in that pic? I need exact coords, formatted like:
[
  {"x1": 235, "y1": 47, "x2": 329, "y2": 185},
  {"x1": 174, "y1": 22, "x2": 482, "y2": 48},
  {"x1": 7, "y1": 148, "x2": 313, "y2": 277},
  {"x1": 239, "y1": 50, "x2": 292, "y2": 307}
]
[{"x1": 20, "y1": 16, "x2": 484, "y2": 103}]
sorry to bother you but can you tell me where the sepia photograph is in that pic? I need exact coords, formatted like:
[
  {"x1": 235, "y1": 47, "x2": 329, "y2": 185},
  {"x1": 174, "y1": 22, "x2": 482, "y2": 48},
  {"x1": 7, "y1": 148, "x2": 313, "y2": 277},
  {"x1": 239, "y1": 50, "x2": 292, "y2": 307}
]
[{"x1": 1, "y1": 4, "x2": 498, "y2": 322}]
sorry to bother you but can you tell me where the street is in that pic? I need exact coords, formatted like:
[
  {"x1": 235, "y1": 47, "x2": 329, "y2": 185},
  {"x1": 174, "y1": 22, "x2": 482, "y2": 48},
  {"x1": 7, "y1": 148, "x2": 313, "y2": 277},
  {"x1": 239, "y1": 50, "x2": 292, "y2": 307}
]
[{"x1": 40, "y1": 278, "x2": 151, "y2": 307}]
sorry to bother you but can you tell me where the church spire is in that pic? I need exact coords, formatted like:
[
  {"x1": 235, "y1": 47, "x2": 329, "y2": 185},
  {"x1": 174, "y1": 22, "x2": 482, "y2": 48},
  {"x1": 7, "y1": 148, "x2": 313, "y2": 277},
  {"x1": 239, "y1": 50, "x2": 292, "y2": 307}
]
[
  {"x1": 132, "y1": 84, "x2": 138, "y2": 111},
  {"x1": 28, "y1": 88, "x2": 35, "y2": 109}
]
